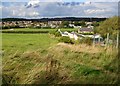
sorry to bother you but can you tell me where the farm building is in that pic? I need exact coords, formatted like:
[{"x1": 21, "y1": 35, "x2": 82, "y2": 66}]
[
  {"x1": 58, "y1": 29, "x2": 78, "y2": 40},
  {"x1": 78, "y1": 27, "x2": 94, "y2": 34}
]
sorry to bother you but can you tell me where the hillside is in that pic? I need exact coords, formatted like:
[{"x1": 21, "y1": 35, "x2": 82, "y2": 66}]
[{"x1": 2, "y1": 33, "x2": 118, "y2": 84}]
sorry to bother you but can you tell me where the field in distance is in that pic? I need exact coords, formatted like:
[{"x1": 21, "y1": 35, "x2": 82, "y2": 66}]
[{"x1": 2, "y1": 28, "x2": 77, "y2": 33}]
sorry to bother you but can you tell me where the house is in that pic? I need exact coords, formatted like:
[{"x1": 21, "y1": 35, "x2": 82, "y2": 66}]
[
  {"x1": 69, "y1": 24, "x2": 74, "y2": 27},
  {"x1": 77, "y1": 32, "x2": 103, "y2": 43},
  {"x1": 78, "y1": 27, "x2": 94, "y2": 34},
  {"x1": 74, "y1": 26, "x2": 81, "y2": 29},
  {"x1": 58, "y1": 29, "x2": 78, "y2": 40},
  {"x1": 93, "y1": 34, "x2": 103, "y2": 43},
  {"x1": 58, "y1": 29, "x2": 68, "y2": 37},
  {"x1": 85, "y1": 22, "x2": 93, "y2": 26},
  {"x1": 68, "y1": 32, "x2": 78, "y2": 40},
  {"x1": 87, "y1": 25, "x2": 94, "y2": 29}
]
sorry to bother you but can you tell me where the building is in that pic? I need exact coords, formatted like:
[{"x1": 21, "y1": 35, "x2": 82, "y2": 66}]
[
  {"x1": 78, "y1": 27, "x2": 94, "y2": 34},
  {"x1": 58, "y1": 29, "x2": 78, "y2": 40}
]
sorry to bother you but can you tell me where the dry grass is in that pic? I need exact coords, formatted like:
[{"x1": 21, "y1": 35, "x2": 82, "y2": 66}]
[
  {"x1": 56, "y1": 43, "x2": 103, "y2": 54},
  {"x1": 2, "y1": 42, "x2": 118, "y2": 84}
]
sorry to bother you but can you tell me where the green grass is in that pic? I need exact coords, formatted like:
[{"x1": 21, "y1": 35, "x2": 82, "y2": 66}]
[
  {"x1": 2, "y1": 28, "x2": 77, "y2": 33},
  {"x1": 2, "y1": 33, "x2": 118, "y2": 84},
  {"x1": 3, "y1": 28, "x2": 56, "y2": 31},
  {"x1": 2, "y1": 33, "x2": 58, "y2": 57}
]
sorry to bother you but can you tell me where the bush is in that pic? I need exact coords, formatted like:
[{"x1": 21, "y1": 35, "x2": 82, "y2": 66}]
[
  {"x1": 59, "y1": 36, "x2": 74, "y2": 44},
  {"x1": 54, "y1": 31, "x2": 61, "y2": 37},
  {"x1": 49, "y1": 30, "x2": 61, "y2": 37},
  {"x1": 80, "y1": 37, "x2": 93, "y2": 45}
]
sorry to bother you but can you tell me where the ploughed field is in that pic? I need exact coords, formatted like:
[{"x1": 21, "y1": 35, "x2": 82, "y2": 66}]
[{"x1": 2, "y1": 29, "x2": 118, "y2": 84}]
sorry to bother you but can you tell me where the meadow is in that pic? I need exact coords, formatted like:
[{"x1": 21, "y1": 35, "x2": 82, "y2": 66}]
[
  {"x1": 2, "y1": 29, "x2": 118, "y2": 84},
  {"x1": 2, "y1": 28, "x2": 77, "y2": 34}
]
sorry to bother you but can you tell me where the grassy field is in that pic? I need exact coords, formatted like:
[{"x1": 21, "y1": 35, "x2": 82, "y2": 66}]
[
  {"x1": 2, "y1": 28, "x2": 77, "y2": 33},
  {"x1": 3, "y1": 28, "x2": 76, "y2": 31},
  {"x1": 2, "y1": 33, "x2": 118, "y2": 84},
  {"x1": 2, "y1": 33, "x2": 58, "y2": 56}
]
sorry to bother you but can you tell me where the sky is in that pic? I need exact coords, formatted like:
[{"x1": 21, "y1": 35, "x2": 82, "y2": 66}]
[
  {"x1": 0, "y1": 0, "x2": 119, "y2": 18},
  {"x1": 1, "y1": 0, "x2": 85, "y2": 2},
  {"x1": 1, "y1": 0, "x2": 119, "y2": 2}
]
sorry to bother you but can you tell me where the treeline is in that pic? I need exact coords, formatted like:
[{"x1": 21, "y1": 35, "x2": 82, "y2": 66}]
[
  {"x1": 1, "y1": 18, "x2": 28, "y2": 22},
  {"x1": 1, "y1": 17, "x2": 107, "y2": 22}
]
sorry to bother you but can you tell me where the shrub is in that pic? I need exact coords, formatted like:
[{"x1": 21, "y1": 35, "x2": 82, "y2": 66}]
[
  {"x1": 49, "y1": 30, "x2": 61, "y2": 37},
  {"x1": 59, "y1": 36, "x2": 74, "y2": 44},
  {"x1": 80, "y1": 37, "x2": 93, "y2": 45},
  {"x1": 54, "y1": 31, "x2": 61, "y2": 37}
]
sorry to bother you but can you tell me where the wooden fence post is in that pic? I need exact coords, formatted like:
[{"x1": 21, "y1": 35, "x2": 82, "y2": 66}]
[
  {"x1": 106, "y1": 33, "x2": 109, "y2": 46},
  {"x1": 116, "y1": 32, "x2": 119, "y2": 48},
  {"x1": 93, "y1": 34, "x2": 95, "y2": 47}
]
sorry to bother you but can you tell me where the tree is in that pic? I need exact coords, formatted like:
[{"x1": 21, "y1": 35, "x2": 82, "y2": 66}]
[
  {"x1": 91, "y1": 22, "x2": 99, "y2": 27},
  {"x1": 74, "y1": 21, "x2": 81, "y2": 26},
  {"x1": 80, "y1": 20, "x2": 86, "y2": 27},
  {"x1": 60, "y1": 21, "x2": 69, "y2": 28},
  {"x1": 74, "y1": 21, "x2": 86, "y2": 27},
  {"x1": 95, "y1": 16, "x2": 118, "y2": 39}
]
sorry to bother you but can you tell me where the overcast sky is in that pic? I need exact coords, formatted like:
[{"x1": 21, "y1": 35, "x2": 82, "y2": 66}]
[
  {"x1": 0, "y1": 0, "x2": 119, "y2": 18},
  {"x1": 1, "y1": 0, "x2": 119, "y2": 2}
]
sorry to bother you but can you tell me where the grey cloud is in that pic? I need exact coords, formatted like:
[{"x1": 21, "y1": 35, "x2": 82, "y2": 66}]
[
  {"x1": 86, "y1": 0, "x2": 119, "y2": 2},
  {"x1": 2, "y1": 2, "x2": 118, "y2": 18}
]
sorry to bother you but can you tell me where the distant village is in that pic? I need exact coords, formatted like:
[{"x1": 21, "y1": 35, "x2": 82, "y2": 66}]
[
  {"x1": 1, "y1": 17, "x2": 106, "y2": 29},
  {"x1": 1, "y1": 21, "x2": 62, "y2": 29},
  {"x1": 1, "y1": 20, "x2": 96, "y2": 29}
]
